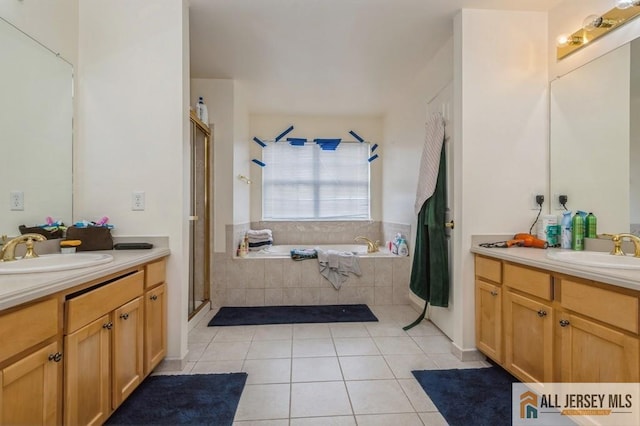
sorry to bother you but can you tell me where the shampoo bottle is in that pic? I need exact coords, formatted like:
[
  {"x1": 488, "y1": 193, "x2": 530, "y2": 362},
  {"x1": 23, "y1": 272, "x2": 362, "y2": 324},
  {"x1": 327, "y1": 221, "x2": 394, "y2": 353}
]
[
  {"x1": 397, "y1": 238, "x2": 409, "y2": 256},
  {"x1": 586, "y1": 212, "x2": 597, "y2": 239},
  {"x1": 572, "y1": 212, "x2": 585, "y2": 251},
  {"x1": 196, "y1": 96, "x2": 209, "y2": 125},
  {"x1": 560, "y1": 210, "x2": 572, "y2": 249}
]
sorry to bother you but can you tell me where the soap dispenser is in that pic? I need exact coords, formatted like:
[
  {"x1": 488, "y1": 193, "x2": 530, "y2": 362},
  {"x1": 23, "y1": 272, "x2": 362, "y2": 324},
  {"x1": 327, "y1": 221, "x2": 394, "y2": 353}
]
[{"x1": 196, "y1": 96, "x2": 209, "y2": 125}]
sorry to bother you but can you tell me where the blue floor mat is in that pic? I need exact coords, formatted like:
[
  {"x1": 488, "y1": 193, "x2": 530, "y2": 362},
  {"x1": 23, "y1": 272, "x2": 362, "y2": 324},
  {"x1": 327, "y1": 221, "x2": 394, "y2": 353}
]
[{"x1": 208, "y1": 304, "x2": 378, "y2": 326}]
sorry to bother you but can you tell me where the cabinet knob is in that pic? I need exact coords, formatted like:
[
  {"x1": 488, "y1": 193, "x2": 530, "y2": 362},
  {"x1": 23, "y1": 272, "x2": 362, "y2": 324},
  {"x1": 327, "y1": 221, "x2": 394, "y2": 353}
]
[
  {"x1": 48, "y1": 352, "x2": 63, "y2": 362},
  {"x1": 490, "y1": 290, "x2": 498, "y2": 296},
  {"x1": 150, "y1": 294, "x2": 158, "y2": 301},
  {"x1": 120, "y1": 313, "x2": 129, "y2": 320},
  {"x1": 537, "y1": 310, "x2": 547, "y2": 318},
  {"x1": 103, "y1": 322, "x2": 113, "y2": 330},
  {"x1": 559, "y1": 319, "x2": 570, "y2": 327}
]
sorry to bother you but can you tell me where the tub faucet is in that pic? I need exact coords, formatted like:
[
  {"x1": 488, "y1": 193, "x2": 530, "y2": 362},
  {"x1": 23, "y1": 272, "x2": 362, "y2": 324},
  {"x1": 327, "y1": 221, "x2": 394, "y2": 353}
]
[
  {"x1": 0, "y1": 233, "x2": 47, "y2": 261},
  {"x1": 355, "y1": 236, "x2": 379, "y2": 253}
]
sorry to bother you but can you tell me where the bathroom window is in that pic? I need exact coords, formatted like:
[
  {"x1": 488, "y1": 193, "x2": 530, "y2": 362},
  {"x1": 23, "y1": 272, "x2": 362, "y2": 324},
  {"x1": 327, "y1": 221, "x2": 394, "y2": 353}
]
[{"x1": 262, "y1": 142, "x2": 370, "y2": 220}]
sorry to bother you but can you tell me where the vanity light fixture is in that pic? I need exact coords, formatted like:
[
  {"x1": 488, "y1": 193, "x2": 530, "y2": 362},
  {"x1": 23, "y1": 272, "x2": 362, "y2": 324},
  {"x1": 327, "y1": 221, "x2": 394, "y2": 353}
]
[{"x1": 557, "y1": 2, "x2": 640, "y2": 59}]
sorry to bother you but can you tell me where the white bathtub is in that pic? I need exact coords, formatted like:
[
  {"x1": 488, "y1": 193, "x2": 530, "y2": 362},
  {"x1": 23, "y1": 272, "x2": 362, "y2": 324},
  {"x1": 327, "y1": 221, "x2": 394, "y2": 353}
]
[{"x1": 243, "y1": 244, "x2": 395, "y2": 258}]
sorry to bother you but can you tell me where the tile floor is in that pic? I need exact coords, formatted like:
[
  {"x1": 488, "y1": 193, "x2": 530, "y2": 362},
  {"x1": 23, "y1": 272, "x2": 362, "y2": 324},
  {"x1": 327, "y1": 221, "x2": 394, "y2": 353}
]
[{"x1": 157, "y1": 305, "x2": 491, "y2": 425}]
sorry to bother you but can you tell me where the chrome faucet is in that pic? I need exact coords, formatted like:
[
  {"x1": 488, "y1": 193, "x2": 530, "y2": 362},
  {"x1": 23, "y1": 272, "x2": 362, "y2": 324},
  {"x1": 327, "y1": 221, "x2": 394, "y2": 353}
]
[
  {"x1": 599, "y1": 233, "x2": 640, "y2": 257},
  {"x1": 354, "y1": 236, "x2": 380, "y2": 253},
  {"x1": 0, "y1": 233, "x2": 47, "y2": 261}
]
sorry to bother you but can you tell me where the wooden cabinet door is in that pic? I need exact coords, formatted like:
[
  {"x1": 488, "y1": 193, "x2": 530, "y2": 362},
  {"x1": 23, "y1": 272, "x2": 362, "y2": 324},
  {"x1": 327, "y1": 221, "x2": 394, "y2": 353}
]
[
  {"x1": 145, "y1": 283, "x2": 167, "y2": 375},
  {"x1": 0, "y1": 342, "x2": 60, "y2": 426},
  {"x1": 558, "y1": 313, "x2": 640, "y2": 383},
  {"x1": 475, "y1": 279, "x2": 502, "y2": 363},
  {"x1": 64, "y1": 314, "x2": 111, "y2": 426},
  {"x1": 112, "y1": 296, "x2": 144, "y2": 409},
  {"x1": 504, "y1": 291, "x2": 553, "y2": 383}
]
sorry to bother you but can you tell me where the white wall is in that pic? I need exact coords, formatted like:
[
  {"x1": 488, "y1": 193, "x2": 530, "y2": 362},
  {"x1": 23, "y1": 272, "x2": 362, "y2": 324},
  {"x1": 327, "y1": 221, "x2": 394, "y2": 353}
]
[
  {"x1": 233, "y1": 81, "x2": 251, "y2": 226},
  {"x1": 455, "y1": 9, "x2": 548, "y2": 352},
  {"x1": 0, "y1": 0, "x2": 78, "y2": 65},
  {"x1": 77, "y1": 0, "x2": 190, "y2": 361},
  {"x1": 249, "y1": 115, "x2": 384, "y2": 221},
  {"x1": 632, "y1": 41, "x2": 640, "y2": 225}
]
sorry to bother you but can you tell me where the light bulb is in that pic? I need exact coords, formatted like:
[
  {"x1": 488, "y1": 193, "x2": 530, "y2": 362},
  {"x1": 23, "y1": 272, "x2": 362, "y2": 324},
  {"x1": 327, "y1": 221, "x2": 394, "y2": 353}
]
[
  {"x1": 616, "y1": 0, "x2": 640, "y2": 9},
  {"x1": 557, "y1": 35, "x2": 570, "y2": 47},
  {"x1": 583, "y1": 14, "x2": 602, "y2": 30}
]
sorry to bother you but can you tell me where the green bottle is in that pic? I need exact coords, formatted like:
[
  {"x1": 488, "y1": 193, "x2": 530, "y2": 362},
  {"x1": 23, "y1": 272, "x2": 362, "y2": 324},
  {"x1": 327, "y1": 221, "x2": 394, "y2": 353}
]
[
  {"x1": 572, "y1": 212, "x2": 584, "y2": 251},
  {"x1": 586, "y1": 212, "x2": 597, "y2": 239}
]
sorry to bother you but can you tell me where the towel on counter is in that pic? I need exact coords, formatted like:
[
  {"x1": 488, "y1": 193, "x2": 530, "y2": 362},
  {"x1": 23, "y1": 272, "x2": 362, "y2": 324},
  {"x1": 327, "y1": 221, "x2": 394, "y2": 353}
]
[
  {"x1": 316, "y1": 248, "x2": 361, "y2": 290},
  {"x1": 248, "y1": 240, "x2": 273, "y2": 251}
]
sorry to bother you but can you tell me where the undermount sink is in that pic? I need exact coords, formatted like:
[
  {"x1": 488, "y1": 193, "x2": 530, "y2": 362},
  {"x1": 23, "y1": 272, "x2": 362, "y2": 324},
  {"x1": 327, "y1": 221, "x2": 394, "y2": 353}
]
[
  {"x1": 0, "y1": 253, "x2": 114, "y2": 274},
  {"x1": 546, "y1": 250, "x2": 640, "y2": 270}
]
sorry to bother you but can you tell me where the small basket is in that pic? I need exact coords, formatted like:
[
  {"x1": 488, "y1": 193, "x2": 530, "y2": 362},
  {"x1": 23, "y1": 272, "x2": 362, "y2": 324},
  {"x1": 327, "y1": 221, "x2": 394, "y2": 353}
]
[{"x1": 65, "y1": 226, "x2": 113, "y2": 251}]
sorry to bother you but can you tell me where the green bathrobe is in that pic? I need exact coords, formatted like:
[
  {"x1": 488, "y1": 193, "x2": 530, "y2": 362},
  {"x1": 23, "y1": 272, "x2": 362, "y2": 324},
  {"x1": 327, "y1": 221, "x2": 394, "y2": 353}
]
[{"x1": 405, "y1": 148, "x2": 449, "y2": 329}]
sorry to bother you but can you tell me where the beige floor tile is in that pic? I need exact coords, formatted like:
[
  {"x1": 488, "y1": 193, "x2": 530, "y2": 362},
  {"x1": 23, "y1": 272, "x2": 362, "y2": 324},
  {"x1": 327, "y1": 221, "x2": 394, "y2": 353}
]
[
  {"x1": 293, "y1": 323, "x2": 332, "y2": 339},
  {"x1": 233, "y1": 420, "x2": 289, "y2": 426},
  {"x1": 292, "y1": 338, "x2": 337, "y2": 357},
  {"x1": 404, "y1": 321, "x2": 445, "y2": 337},
  {"x1": 200, "y1": 341, "x2": 251, "y2": 361},
  {"x1": 334, "y1": 337, "x2": 380, "y2": 356},
  {"x1": 292, "y1": 357, "x2": 343, "y2": 382},
  {"x1": 152, "y1": 361, "x2": 195, "y2": 375},
  {"x1": 346, "y1": 379, "x2": 414, "y2": 415},
  {"x1": 187, "y1": 327, "x2": 217, "y2": 344},
  {"x1": 384, "y1": 354, "x2": 439, "y2": 379},
  {"x1": 355, "y1": 413, "x2": 424, "y2": 426},
  {"x1": 429, "y1": 353, "x2": 490, "y2": 370},
  {"x1": 339, "y1": 356, "x2": 394, "y2": 381},
  {"x1": 185, "y1": 342, "x2": 208, "y2": 361},
  {"x1": 252, "y1": 324, "x2": 293, "y2": 341},
  {"x1": 398, "y1": 378, "x2": 438, "y2": 412},
  {"x1": 411, "y1": 335, "x2": 453, "y2": 355},
  {"x1": 246, "y1": 340, "x2": 292, "y2": 359},
  {"x1": 190, "y1": 360, "x2": 244, "y2": 374},
  {"x1": 243, "y1": 358, "x2": 291, "y2": 384},
  {"x1": 213, "y1": 326, "x2": 257, "y2": 342},
  {"x1": 289, "y1": 416, "x2": 356, "y2": 426},
  {"x1": 373, "y1": 336, "x2": 423, "y2": 355},
  {"x1": 365, "y1": 323, "x2": 409, "y2": 337},
  {"x1": 329, "y1": 323, "x2": 370, "y2": 338},
  {"x1": 290, "y1": 381, "x2": 353, "y2": 417},
  {"x1": 234, "y1": 383, "x2": 290, "y2": 421},
  {"x1": 418, "y1": 411, "x2": 449, "y2": 426}
]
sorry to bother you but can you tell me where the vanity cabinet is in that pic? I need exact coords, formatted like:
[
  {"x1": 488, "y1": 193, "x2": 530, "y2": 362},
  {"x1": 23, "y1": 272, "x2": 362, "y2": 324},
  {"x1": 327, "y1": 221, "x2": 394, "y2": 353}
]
[
  {"x1": 64, "y1": 269, "x2": 145, "y2": 425},
  {"x1": 144, "y1": 259, "x2": 167, "y2": 375},
  {"x1": 474, "y1": 256, "x2": 503, "y2": 363},
  {"x1": 475, "y1": 254, "x2": 640, "y2": 384},
  {"x1": 0, "y1": 298, "x2": 61, "y2": 425}
]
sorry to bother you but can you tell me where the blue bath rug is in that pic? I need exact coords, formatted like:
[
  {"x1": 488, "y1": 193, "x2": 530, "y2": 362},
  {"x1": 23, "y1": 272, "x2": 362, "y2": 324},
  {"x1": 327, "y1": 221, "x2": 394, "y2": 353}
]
[
  {"x1": 412, "y1": 366, "x2": 519, "y2": 426},
  {"x1": 105, "y1": 373, "x2": 247, "y2": 426},
  {"x1": 208, "y1": 304, "x2": 378, "y2": 326}
]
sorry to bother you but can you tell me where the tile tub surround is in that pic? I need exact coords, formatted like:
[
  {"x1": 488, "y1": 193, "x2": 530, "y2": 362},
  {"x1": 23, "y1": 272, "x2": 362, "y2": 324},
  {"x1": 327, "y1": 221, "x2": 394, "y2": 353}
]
[{"x1": 215, "y1": 221, "x2": 412, "y2": 307}]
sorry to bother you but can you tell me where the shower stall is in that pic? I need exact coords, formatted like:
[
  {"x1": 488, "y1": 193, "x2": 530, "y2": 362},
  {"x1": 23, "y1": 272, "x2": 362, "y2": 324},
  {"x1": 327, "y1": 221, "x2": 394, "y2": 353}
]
[{"x1": 188, "y1": 110, "x2": 212, "y2": 319}]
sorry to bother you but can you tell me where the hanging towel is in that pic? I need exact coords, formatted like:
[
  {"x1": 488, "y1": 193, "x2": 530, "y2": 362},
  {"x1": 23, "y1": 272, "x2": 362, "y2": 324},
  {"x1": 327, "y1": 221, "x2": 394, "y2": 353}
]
[
  {"x1": 414, "y1": 113, "x2": 445, "y2": 216},
  {"x1": 316, "y1": 248, "x2": 361, "y2": 290},
  {"x1": 405, "y1": 120, "x2": 449, "y2": 331}
]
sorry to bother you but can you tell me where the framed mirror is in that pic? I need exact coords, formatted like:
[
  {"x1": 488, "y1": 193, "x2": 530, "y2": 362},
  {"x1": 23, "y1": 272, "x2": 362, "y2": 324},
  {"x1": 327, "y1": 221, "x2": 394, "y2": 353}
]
[
  {"x1": 550, "y1": 37, "x2": 640, "y2": 235},
  {"x1": 0, "y1": 17, "x2": 73, "y2": 237}
]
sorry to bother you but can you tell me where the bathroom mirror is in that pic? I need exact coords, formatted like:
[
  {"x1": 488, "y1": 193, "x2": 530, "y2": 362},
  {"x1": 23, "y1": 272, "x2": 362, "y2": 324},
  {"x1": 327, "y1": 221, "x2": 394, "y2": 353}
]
[
  {"x1": 0, "y1": 17, "x2": 73, "y2": 237},
  {"x1": 550, "y1": 37, "x2": 640, "y2": 235}
]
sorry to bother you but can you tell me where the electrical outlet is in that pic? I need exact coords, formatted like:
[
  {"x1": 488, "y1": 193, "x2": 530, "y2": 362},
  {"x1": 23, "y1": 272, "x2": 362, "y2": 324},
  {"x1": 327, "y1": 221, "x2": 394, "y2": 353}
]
[
  {"x1": 531, "y1": 193, "x2": 544, "y2": 210},
  {"x1": 9, "y1": 191, "x2": 24, "y2": 211},
  {"x1": 132, "y1": 191, "x2": 145, "y2": 211},
  {"x1": 553, "y1": 193, "x2": 568, "y2": 210}
]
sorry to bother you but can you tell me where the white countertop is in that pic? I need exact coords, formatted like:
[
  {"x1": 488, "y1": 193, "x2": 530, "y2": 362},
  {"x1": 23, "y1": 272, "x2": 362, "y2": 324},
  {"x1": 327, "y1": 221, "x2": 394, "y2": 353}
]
[
  {"x1": 0, "y1": 248, "x2": 170, "y2": 311},
  {"x1": 471, "y1": 244, "x2": 640, "y2": 292}
]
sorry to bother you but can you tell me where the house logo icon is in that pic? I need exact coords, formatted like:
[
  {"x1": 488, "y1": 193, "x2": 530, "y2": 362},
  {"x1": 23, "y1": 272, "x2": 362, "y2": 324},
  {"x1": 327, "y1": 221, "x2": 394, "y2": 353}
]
[{"x1": 520, "y1": 391, "x2": 538, "y2": 419}]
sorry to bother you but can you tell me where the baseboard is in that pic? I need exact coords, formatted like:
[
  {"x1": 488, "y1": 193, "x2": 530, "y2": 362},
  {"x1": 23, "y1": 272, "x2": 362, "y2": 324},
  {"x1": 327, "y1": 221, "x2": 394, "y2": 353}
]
[
  {"x1": 451, "y1": 341, "x2": 486, "y2": 362},
  {"x1": 155, "y1": 356, "x2": 187, "y2": 373},
  {"x1": 188, "y1": 301, "x2": 212, "y2": 332}
]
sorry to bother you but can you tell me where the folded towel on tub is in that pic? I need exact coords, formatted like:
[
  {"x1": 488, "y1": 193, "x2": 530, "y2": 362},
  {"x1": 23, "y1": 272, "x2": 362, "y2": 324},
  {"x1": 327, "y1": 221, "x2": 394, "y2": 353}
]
[{"x1": 316, "y1": 248, "x2": 361, "y2": 290}]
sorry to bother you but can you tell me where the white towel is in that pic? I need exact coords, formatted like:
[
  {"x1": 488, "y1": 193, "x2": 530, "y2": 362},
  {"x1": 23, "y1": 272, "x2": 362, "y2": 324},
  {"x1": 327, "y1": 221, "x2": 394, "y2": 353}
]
[
  {"x1": 415, "y1": 112, "x2": 445, "y2": 215},
  {"x1": 316, "y1": 248, "x2": 361, "y2": 290}
]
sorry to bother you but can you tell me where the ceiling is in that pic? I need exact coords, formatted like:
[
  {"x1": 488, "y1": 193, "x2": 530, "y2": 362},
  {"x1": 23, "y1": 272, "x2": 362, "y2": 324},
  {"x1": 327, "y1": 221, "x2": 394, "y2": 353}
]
[{"x1": 189, "y1": 0, "x2": 562, "y2": 116}]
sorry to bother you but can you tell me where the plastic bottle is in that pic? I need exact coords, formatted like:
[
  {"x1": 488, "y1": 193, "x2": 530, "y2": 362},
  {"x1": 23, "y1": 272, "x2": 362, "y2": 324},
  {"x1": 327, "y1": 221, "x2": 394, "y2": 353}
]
[
  {"x1": 572, "y1": 212, "x2": 585, "y2": 251},
  {"x1": 196, "y1": 96, "x2": 209, "y2": 125},
  {"x1": 392, "y1": 233, "x2": 401, "y2": 255},
  {"x1": 538, "y1": 215, "x2": 558, "y2": 245},
  {"x1": 560, "y1": 211, "x2": 572, "y2": 249},
  {"x1": 397, "y1": 238, "x2": 409, "y2": 256},
  {"x1": 586, "y1": 212, "x2": 597, "y2": 239}
]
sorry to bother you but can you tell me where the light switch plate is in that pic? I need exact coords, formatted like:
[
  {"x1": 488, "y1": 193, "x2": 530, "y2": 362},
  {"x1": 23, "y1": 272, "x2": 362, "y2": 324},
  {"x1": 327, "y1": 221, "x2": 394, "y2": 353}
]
[
  {"x1": 132, "y1": 191, "x2": 145, "y2": 211},
  {"x1": 10, "y1": 191, "x2": 24, "y2": 211}
]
